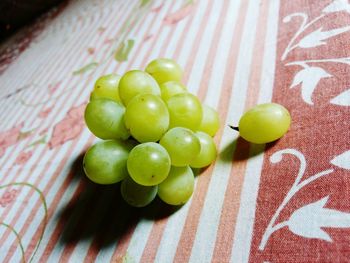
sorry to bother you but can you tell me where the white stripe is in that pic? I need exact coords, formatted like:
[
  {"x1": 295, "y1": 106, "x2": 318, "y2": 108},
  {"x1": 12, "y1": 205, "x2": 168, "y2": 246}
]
[
  {"x1": 189, "y1": 0, "x2": 261, "y2": 261},
  {"x1": 186, "y1": 0, "x2": 223, "y2": 96},
  {"x1": 153, "y1": 0, "x2": 242, "y2": 261},
  {"x1": 153, "y1": 195, "x2": 192, "y2": 263},
  {"x1": 230, "y1": 0, "x2": 280, "y2": 262}
]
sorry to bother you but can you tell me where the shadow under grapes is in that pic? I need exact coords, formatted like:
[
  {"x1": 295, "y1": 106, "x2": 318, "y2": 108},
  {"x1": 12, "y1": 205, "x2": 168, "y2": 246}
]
[{"x1": 55, "y1": 154, "x2": 180, "y2": 250}]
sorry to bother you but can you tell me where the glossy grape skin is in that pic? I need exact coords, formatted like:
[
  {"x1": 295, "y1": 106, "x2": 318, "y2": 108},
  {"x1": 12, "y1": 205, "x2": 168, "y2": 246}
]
[
  {"x1": 121, "y1": 176, "x2": 158, "y2": 207},
  {"x1": 124, "y1": 94, "x2": 169, "y2": 142},
  {"x1": 159, "y1": 127, "x2": 201, "y2": 167},
  {"x1": 198, "y1": 105, "x2": 220, "y2": 137},
  {"x1": 145, "y1": 58, "x2": 183, "y2": 85},
  {"x1": 83, "y1": 140, "x2": 135, "y2": 184},
  {"x1": 160, "y1": 81, "x2": 187, "y2": 101},
  {"x1": 190, "y1": 132, "x2": 217, "y2": 168},
  {"x1": 238, "y1": 103, "x2": 291, "y2": 144},
  {"x1": 166, "y1": 93, "x2": 203, "y2": 131},
  {"x1": 84, "y1": 99, "x2": 130, "y2": 140},
  {"x1": 158, "y1": 166, "x2": 194, "y2": 205},
  {"x1": 118, "y1": 70, "x2": 160, "y2": 106},
  {"x1": 90, "y1": 74, "x2": 121, "y2": 102},
  {"x1": 127, "y1": 142, "x2": 171, "y2": 186}
]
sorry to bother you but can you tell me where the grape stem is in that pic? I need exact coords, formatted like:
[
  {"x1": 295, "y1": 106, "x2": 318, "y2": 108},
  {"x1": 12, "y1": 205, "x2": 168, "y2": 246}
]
[{"x1": 229, "y1": 125, "x2": 239, "y2": 132}]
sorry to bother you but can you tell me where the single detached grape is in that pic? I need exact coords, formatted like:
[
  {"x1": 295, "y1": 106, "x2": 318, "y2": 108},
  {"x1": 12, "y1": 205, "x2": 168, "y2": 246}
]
[
  {"x1": 83, "y1": 140, "x2": 135, "y2": 184},
  {"x1": 159, "y1": 127, "x2": 201, "y2": 167},
  {"x1": 121, "y1": 176, "x2": 158, "y2": 207},
  {"x1": 166, "y1": 93, "x2": 203, "y2": 131},
  {"x1": 127, "y1": 142, "x2": 171, "y2": 186},
  {"x1": 90, "y1": 74, "x2": 121, "y2": 102},
  {"x1": 158, "y1": 166, "x2": 194, "y2": 205},
  {"x1": 160, "y1": 81, "x2": 187, "y2": 101},
  {"x1": 145, "y1": 58, "x2": 183, "y2": 85},
  {"x1": 84, "y1": 99, "x2": 129, "y2": 140},
  {"x1": 238, "y1": 103, "x2": 291, "y2": 144},
  {"x1": 118, "y1": 70, "x2": 160, "y2": 106},
  {"x1": 199, "y1": 105, "x2": 220, "y2": 137},
  {"x1": 124, "y1": 94, "x2": 169, "y2": 142},
  {"x1": 190, "y1": 132, "x2": 217, "y2": 168}
]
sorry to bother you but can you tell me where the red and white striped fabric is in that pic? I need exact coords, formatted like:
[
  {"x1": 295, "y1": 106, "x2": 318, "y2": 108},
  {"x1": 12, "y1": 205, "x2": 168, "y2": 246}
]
[{"x1": 0, "y1": 0, "x2": 349, "y2": 262}]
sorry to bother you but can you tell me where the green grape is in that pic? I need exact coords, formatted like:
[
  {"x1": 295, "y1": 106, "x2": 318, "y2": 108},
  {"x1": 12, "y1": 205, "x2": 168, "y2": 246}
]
[
  {"x1": 90, "y1": 74, "x2": 121, "y2": 102},
  {"x1": 199, "y1": 105, "x2": 220, "y2": 137},
  {"x1": 190, "y1": 132, "x2": 217, "y2": 168},
  {"x1": 84, "y1": 99, "x2": 129, "y2": 140},
  {"x1": 160, "y1": 81, "x2": 187, "y2": 101},
  {"x1": 124, "y1": 94, "x2": 169, "y2": 142},
  {"x1": 118, "y1": 70, "x2": 160, "y2": 106},
  {"x1": 145, "y1": 58, "x2": 183, "y2": 85},
  {"x1": 83, "y1": 140, "x2": 135, "y2": 184},
  {"x1": 127, "y1": 142, "x2": 171, "y2": 186},
  {"x1": 158, "y1": 166, "x2": 194, "y2": 205},
  {"x1": 238, "y1": 103, "x2": 291, "y2": 144},
  {"x1": 166, "y1": 93, "x2": 203, "y2": 131},
  {"x1": 159, "y1": 127, "x2": 200, "y2": 167},
  {"x1": 121, "y1": 176, "x2": 158, "y2": 207}
]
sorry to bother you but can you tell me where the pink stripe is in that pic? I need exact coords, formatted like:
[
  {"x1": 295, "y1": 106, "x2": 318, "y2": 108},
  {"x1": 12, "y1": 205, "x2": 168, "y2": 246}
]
[
  {"x1": 196, "y1": 0, "x2": 230, "y2": 101},
  {"x1": 182, "y1": 1, "x2": 214, "y2": 84},
  {"x1": 211, "y1": 139, "x2": 250, "y2": 263},
  {"x1": 138, "y1": 2, "x2": 178, "y2": 69},
  {"x1": 172, "y1": 3, "x2": 198, "y2": 60},
  {"x1": 156, "y1": 2, "x2": 191, "y2": 59},
  {"x1": 212, "y1": 1, "x2": 271, "y2": 261},
  {"x1": 173, "y1": 0, "x2": 250, "y2": 262}
]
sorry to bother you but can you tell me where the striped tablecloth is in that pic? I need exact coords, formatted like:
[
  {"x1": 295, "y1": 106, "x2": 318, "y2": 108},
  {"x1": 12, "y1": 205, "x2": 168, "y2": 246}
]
[{"x1": 0, "y1": 0, "x2": 349, "y2": 262}]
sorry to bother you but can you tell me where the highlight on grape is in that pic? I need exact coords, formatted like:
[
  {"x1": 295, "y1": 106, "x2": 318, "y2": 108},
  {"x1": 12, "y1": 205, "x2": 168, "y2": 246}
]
[{"x1": 83, "y1": 58, "x2": 220, "y2": 207}]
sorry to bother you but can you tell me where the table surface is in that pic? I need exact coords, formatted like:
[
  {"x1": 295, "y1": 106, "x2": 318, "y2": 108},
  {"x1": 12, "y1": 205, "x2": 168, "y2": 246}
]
[{"x1": 0, "y1": 0, "x2": 349, "y2": 262}]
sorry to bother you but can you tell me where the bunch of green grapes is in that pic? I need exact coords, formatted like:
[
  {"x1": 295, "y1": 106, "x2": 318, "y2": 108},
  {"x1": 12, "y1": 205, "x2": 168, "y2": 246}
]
[
  {"x1": 83, "y1": 58, "x2": 291, "y2": 208},
  {"x1": 83, "y1": 58, "x2": 220, "y2": 207}
]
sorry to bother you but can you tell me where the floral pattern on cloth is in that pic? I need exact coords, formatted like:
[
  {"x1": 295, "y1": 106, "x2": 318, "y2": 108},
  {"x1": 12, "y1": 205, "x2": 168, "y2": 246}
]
[
  {"x1": 0, "y1": 189, "x2": 19, "y2": 208},
  {"x1": 14, "y1": 151, "x2": 33, "y2": 166},
  {"x1": 250, "y1": 0, "x2": 350, "y2": 262},
  {"x1": 0, "y1": 123, "x2": 24, "y2": 158},
  {"x1": 48, "y1": 103, "x2": 87, "y2": 149}
]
